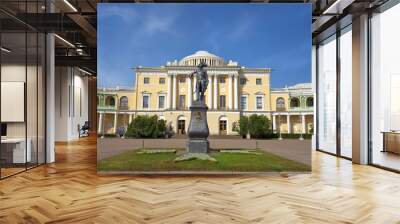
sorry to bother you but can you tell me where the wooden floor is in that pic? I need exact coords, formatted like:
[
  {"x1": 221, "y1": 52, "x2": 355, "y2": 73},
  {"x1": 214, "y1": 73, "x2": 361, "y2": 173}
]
[{"x1": 1, "y1": 136, "x2": 400, "y2": 223}]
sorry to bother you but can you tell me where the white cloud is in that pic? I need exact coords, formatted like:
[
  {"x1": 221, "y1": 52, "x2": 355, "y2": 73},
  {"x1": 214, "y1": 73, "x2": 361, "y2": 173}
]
[
  {"x1": 98, "y1": 4, "x2": 137, "y2": 23},
  {"x1": 143, "y1": 15, "x2": 175, "y2": 34},
  {"x1": 228, "y1": 18, "x2": 253, "y2": 41}
]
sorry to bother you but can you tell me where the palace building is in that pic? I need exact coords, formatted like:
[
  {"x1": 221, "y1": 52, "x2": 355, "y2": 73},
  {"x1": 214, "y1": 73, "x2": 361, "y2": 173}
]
[{"x1": 97, "y1": 51, "x2": 313, "y2": 136}]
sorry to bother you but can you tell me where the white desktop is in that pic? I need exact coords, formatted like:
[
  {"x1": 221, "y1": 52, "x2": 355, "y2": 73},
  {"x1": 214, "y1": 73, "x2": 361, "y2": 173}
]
[{"x1": 1, "y1": 124, "x2": 31, "y2": 164}]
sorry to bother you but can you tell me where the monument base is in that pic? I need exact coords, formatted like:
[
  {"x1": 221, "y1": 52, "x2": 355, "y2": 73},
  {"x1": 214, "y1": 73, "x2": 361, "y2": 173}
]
[
  {"x1": 187, "y1": 139, "x2": 209, "y2": 154},
  {"x1": 174, "y1": 152, "x2": 217, "y2": 162},
  {"x1": 175, "y1": 100, "x2": 216, "y2": 162}
]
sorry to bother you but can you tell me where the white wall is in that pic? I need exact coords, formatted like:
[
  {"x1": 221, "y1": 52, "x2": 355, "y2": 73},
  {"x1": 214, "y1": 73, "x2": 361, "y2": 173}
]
[{"x1": 55, "y1": 67, "x2": 89, "y2": 141}]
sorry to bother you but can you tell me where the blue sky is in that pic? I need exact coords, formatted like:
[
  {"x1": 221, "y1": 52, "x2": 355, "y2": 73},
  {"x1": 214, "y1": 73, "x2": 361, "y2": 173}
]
[{"x1": 98, "y1": 4, "x2": 311, "y2": 88}]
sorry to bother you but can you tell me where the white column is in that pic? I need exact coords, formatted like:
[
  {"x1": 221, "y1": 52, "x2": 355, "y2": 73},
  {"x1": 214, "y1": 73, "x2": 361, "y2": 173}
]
[
  {"x1": 228, "y1": 75, "x2": 233, "y2": 110},
  {"x1": 213, "y1": 75, "x2": 218, "y2": 109},
  {"x1": 113, "y1": 113, "x2": 118, "y2": 134},
  {"x1": 172, "y1": 75, "x2": 177, "y2": 109},
  {"x1": 167, "y1": 75, "x2": 172, "y2": 109},
  {"x1": 287, "y1": 114, "x2": 291, "y2": 134},
  {"x1": 234, "y1": 75, "x2": 238, "y2": 110},
  {"x1": 301, "y1": 114, "x2": 306, "y2": 134},
  {"x1": 208, "y1": 75, "x2": 213, "y2": 108},
  {"x1": 272, "y1": 115, "x2": 276, "y2": 133},
  {"x1": 187, "y1": 76, "x2": 192, "y2": 107},
  {"x1": 128, "y1": 113, "x2": 133, "y2": 125},
  {"x1": 98, "y1": 113, "x2": 104, "y2": 134},
  {"x1": 46, "y1": 27, "x2": 56, "y2": 163}
]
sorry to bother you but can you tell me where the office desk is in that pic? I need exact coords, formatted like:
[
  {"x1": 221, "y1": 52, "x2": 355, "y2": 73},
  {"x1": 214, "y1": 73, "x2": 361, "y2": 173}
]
[
  {"x1": 382, "y1": 131, "x2": 400, "y2": 154},
  {"x1": 1, "y1": 138, "x2": 31, "y2": 163}
]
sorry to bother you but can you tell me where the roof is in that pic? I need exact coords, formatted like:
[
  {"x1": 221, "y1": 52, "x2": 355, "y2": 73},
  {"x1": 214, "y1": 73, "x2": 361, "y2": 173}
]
[
  {"x1": 181, "y1": 50, "x2": 222, "y2": 61},
  {"x1": 288, "y1": 83, "x2": 312, "y2": 89}
]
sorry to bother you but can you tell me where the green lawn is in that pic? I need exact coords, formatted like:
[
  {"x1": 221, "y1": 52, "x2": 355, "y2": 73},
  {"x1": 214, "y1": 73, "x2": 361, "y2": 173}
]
[{"x1": 98, "y1": 149, "x2": 310, "y2": 172}]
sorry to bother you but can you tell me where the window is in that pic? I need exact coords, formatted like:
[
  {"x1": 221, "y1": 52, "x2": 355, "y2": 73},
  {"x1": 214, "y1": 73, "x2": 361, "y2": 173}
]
[
  {"x1": 119, "y1": 96, "x2": 128, "y2": 110},
  {"x1": 240, "y1": 95, "x2": 247, "y2": 110},
  {"x1": 240, "y1": 78, "x2": 246, "y2": 85},
  {"x1": 256, "y1": 78, "x2": 262, "y2": 85},
  {"x1": 159, "y1": 78, "x2": 165, "y2": 84},
  {"x1": 142, "y1": 95, "x2": 149, "y2": 109},
  {"x1": 276, "y1": 98, "x2": 285, "y2": 111},
  {"x1": 144, "y1": 77, "x2": 150, "y2": 84},
  {"x1": 317, "y1": 34, "x2": 337, "y2": 154},
  {"x1": 179, "y1": 95, "x2": 186, "y2": 109},
  {"x1": 256, "y1": 96, "x2": 263, "y2": 110},
  {"x1": 219, "y1": 95, "x2": 226, "y2": 108},
  {"x1": 179, "y1": 77, "x2": 186, "y2": 83},
  {"x1": 370, "y1": 5, "x2": 400, "y2": 170},
  {"x1": 219, "y1": 77, "x2": 226, "y2": 83},
  {"x1": 290, "y1": 98, "x2": 300, "y2": 108},
  {"x1": 158, "y1": 95, "x2": 165, "y2": 109},
  {"x1": 306, "y1": 97, "x2": 314, "y2": 107},
  {"x1": 340, "y1": 26, "x2": 352, "y2": 158},
  {"x1": 105, "y1": 96, "x2": 115, "y2": 106}
]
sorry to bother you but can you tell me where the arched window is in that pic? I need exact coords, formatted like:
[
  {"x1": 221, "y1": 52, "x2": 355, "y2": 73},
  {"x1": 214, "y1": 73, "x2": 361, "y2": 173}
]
[
  {"x1": 306, "y1": 97, "x2": 314, "y2": 107},
  {"x1": 120, "y1": 96, "x2": 128, "y2": 109},
  {"x1": 276, "y1": 97, "x2": 285, "y2": 111},
  {"x1": 105, "y1": 96, "x2": 115, "y2": 107},
  {"x1": 290, "y1": 98, "x2": 300, "y2": 108}
]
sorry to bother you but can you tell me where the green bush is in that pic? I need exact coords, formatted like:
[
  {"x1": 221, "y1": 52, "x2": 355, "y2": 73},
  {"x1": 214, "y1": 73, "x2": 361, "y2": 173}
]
[
  {"x1": 238, "y1": 116, "x2": 249, "y2": 137},
  {"x1": 248, "y1": 114, "x2": 272, "y2": 138},
  {"x1": 235, "y1": 115, "x2": 272, "y2": 138},
  {"x1": 125, "y1": 115, "x2": 166, "y2": 138}
]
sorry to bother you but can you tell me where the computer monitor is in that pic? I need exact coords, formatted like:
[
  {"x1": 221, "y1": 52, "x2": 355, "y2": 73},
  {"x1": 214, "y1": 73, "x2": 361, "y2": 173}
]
[{"x1": 1, "y1": 123, "x2": 7, "y2": 137}]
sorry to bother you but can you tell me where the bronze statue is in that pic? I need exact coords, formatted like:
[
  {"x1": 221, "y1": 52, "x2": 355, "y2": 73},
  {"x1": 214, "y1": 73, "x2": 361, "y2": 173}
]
[
  {"x1": 175, "y1": 61, "x2": 214, "y2": 162},
  {"x1": 189, "y1": 61, "x2": 208, "y2": 102}
]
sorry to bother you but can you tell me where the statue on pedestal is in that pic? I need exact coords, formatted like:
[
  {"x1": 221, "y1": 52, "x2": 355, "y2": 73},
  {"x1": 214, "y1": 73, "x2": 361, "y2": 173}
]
[
  {"x1": 175, "y1": 62, "x2": 216, "y2": 162},
  {"x1": 189, "y1": 61, "x2": 208, "y2": 102}
]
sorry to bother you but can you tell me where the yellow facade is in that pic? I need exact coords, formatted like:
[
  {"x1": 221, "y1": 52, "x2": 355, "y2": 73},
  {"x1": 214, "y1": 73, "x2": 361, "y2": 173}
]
[{"x1": 97, "y1": 51, "x2": 314, "y2": 136}]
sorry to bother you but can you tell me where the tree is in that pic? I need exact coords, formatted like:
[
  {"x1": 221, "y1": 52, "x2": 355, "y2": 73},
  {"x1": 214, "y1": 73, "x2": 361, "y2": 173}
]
[
  {"x1": 248, "y1": 114, "x2": 271, "y2": 138},
  {"x1": 125, "y1": 115, "x2": 166, "y2": 138},
  {"x1": 238, "y1": 116, "x2": 249, "y2": 138}
]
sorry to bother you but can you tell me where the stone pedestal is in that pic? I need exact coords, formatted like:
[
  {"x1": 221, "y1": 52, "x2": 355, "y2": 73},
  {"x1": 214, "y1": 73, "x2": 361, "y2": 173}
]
[
  {"x1": 187, "y1": 100, "x2": 209, "y2": 153},
  {"x1": 175, "y1": 100, "x2": 215, "y2": 162}
]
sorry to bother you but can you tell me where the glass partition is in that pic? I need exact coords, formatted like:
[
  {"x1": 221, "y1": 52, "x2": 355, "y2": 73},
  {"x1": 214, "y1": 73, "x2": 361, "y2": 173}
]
[
  {"x1": 317, "y1": 35, "x2": 337, "y2": 154},
  {"x1": 370, "y1": 3, "x2": 400, "y2": 171},
  {"x1": 339, "y1": 26, "x2": 352, "y2": 158},
  {"x1": 0, "y1": 1, "x2": 46, "y2": 179},
  {"x1": 1, "y1": 30, "x2": 28, "y2": 177}
]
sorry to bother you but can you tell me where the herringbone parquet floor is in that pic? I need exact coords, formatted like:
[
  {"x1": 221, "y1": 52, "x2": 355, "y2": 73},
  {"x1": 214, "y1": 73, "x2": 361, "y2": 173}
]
[{"x1": 1, "y1": 136, "x2": 400, "y2": 224}]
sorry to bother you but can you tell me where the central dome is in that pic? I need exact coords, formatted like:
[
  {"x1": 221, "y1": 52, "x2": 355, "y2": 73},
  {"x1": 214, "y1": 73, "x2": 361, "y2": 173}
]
[{"x1": 180, "y1": 50, "x2": 225, "y2": 66}]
